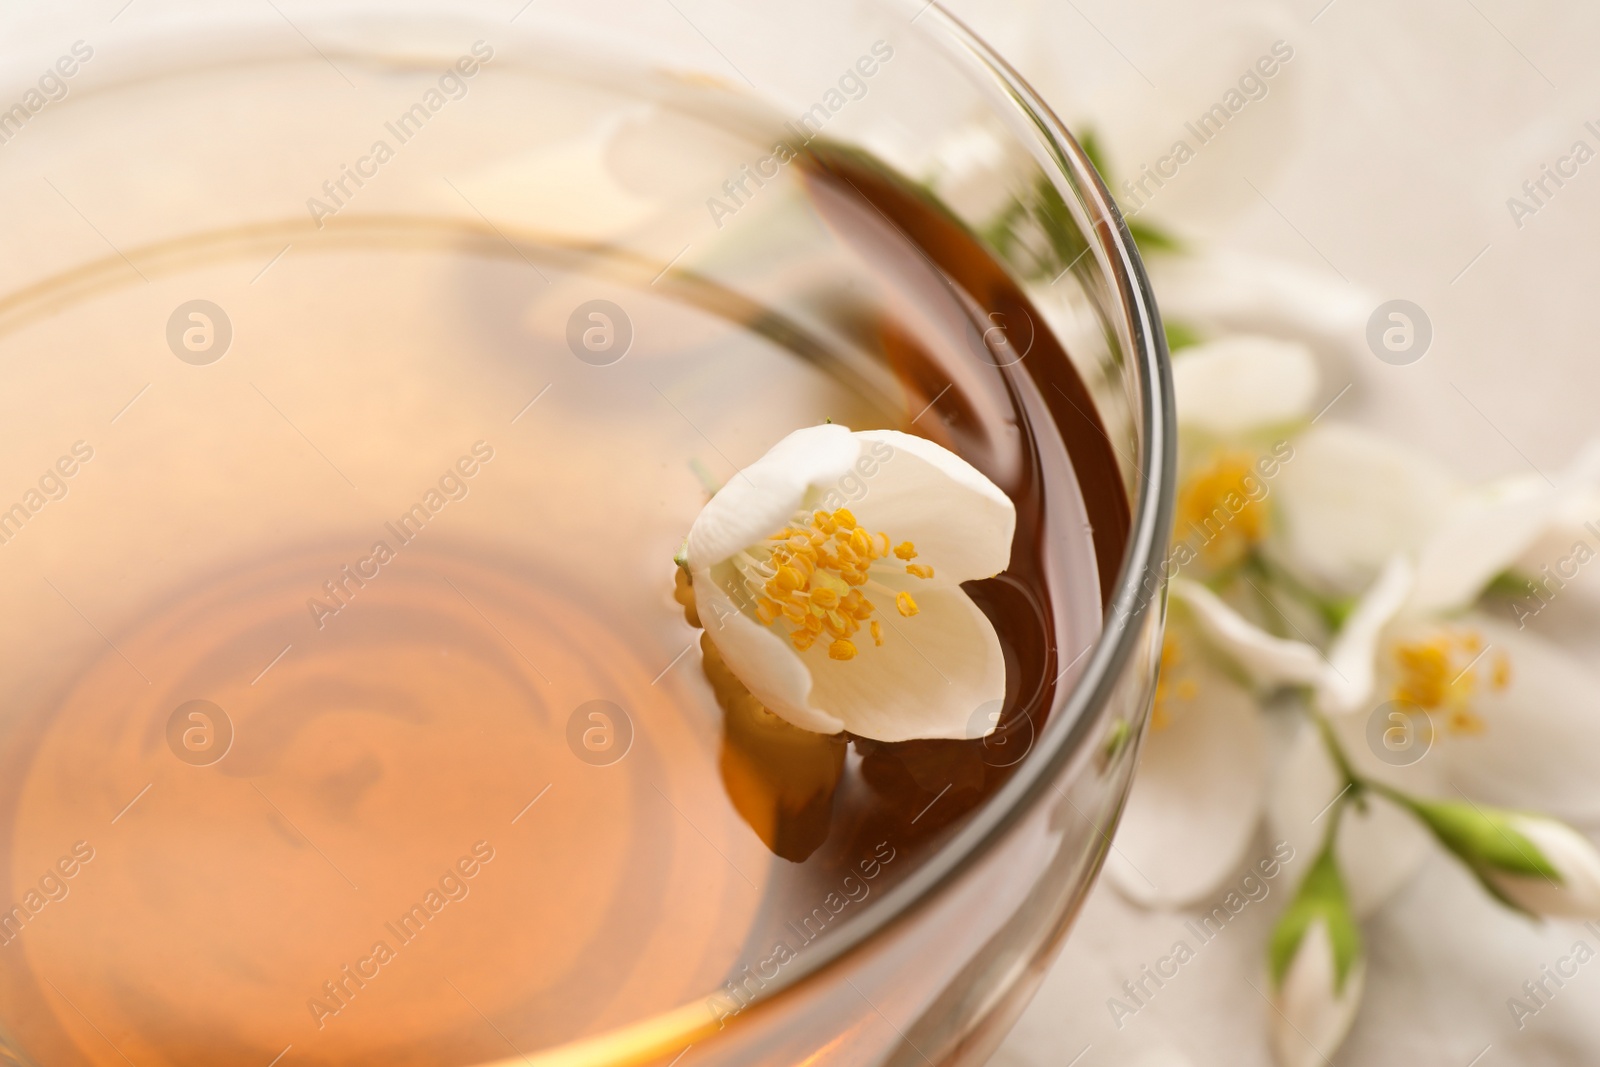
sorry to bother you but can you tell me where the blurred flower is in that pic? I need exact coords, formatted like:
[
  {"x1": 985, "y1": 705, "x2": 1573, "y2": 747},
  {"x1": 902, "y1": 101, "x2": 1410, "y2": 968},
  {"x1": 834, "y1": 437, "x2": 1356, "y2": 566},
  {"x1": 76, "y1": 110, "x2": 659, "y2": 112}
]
[
  {"x1": 1400, "y1": 799, "x2": 1600, "y2": 920},
  {"x1": 1105, "y1": 325, "x2": 1600, "y2": 968},
  {"x1": 1258, "y1": 430, "x2": 1600, "y2": 915},
  {"x1": 683, "y1": 423, "x2": 1014, "y2": 742},
  {"x1": 926, "y1": 3, "x2": 1600, "y2": 1064},
  {"x1": 1268, "y1": 843, "x2": 1364, "y2": 1067},
  {"x1": 1105, "y1": 336, "x2": 1319, "y2": 906}
]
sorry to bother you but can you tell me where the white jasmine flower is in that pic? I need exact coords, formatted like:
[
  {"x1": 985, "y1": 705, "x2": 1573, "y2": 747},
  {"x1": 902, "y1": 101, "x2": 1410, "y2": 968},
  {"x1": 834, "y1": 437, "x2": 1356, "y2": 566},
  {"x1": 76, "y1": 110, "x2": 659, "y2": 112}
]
[
  {"x1": 1105, "y1": 335, "x2": 1317, "y2": 906},
  {"x1": 1257, "y1": 431, "x2": 1600, "y2": 913},
  {"x1": 1170, "y1": 335, "x2": 1319, "y2": 438},
  {"x1": 1268, "y1": 422, "x2": 1600, "y2": 611},
  {"x1": 1171, "y1": 561, "x2": 1440, "y2": 917},
  {"x1": 1109, "y1": 330, "x2": 1600, "y2": 915},
  {"x1": 684, "y1": 424, "x2": 1015, "y2": 743},
  {"x1": 1103, "y1": 617, "x2": 1269, "y2": 906},
  {"x1": 1152, "y1": 248, "x2": 1376, "y2": 367}
]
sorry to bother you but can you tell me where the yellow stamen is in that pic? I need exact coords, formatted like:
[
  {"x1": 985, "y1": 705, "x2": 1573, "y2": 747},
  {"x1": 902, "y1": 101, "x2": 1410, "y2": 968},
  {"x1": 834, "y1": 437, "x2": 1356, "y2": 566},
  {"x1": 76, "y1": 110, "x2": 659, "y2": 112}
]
[
  {"x1": 850, "y1": 528, "x2": 873, "y2": 559},
  {"x1": 1176, "y1": 451, "x2": 1270, "y2": 570},
  {"x1": 1491, "y1": 654, "x2": 1511, "y2": 690},
  {"x1": 1390, "y1": 628, "x2": 1503, "y2": 737},
  {"x1": 737, "y1": 506, "x2": 938, "y2": 662}
]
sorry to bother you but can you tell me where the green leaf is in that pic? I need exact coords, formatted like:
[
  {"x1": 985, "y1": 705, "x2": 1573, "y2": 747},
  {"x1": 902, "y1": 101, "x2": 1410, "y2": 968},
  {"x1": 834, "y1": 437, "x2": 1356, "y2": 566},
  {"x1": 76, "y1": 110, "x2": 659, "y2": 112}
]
[
  {"x1": 1101, "y1": 718, "x2": 1133, "y2": 763},
  {"x1": 979, "y1": 175, "x2": 1091, "y2": 285},
  {"x1": 1318, "y1": 594, "x2": 1359, "y2": 632},
  {"x1": 1079, "y1": 128, "x2": 1112, "y2": 183},
  {"x1": 979, "y1": 197, "x2": 1028, "y2": 260},
  {"x1": 1268, "y1": 845, "x2": 1361, "y2": 993},
  {"x1": 1163, "y1": 319, "x2": 1203, "y2": 353},
  {"x1": 1483, "y1": 569, "x2": 1534, "y2": 600},
  {"x1": 1405, "y1": 798, "x2": 1561, "y2": 881},
  {"x1": 1030, "y1": 176, "x2": 1092, "y2": 276},
  {"x1": 1127, "y1": 218, "x2": 1182, "y2": 255}
]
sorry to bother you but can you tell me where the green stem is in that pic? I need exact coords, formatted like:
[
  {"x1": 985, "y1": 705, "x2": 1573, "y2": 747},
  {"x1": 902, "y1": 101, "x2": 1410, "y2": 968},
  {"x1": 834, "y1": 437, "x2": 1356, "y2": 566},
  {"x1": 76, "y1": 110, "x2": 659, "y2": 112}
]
[
  {"x1": 1316, "y1": 776, "x2": 1352, "y2": 853},
  {"x1": 1231, "y1": 554, "x2": 1292, "y2": 640},
  {"x1": 1305, "y1": 703, "x2": 1435, "y2": 830},
  {"x1": 1308, "y1": 705, "x2": 1363, "y2": 795},
  {"x1": 1247, "y1": 551, "x2": 1352, "y2": 631}
]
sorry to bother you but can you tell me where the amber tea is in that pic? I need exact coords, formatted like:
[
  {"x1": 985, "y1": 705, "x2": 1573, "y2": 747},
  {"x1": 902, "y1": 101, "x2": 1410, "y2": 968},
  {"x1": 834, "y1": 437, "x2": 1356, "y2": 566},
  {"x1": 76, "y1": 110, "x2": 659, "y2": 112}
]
[{"x1": 0, "y1": 32, "x2": 1128, "y2": 1067}]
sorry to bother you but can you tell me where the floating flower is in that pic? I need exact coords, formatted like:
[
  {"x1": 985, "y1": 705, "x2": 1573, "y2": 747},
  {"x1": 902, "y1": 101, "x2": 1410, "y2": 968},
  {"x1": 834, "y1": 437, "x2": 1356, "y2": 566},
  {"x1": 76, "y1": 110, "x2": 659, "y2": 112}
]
[{"x1": 682, "y1": 424, "x2": 1015, "y2": 743}]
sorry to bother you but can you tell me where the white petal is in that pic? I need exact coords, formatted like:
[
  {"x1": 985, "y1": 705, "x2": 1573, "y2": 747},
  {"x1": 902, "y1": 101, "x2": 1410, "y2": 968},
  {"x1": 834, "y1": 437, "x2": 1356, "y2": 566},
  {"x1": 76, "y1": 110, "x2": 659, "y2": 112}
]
[
  {"x1": 1170, "y1": 579, "x2": 1325, "y2": 690},
  {"x1": 1149, "y1": 248, "x2": 1374, "y2": 363},
  {"x1": 1512, "y1": 486, "x2": 1600, "y2": 584},
  {"x1": 802, "y1": 581, "x2": 1005, "y2": 742},
  {"x1": 1270, "y1": 921, "x2": 1365, "y2": 1067},
  {"x1": 1438, "y1": 617, "x2": 1600, "y2": 824},
  {"x1": 1410, "y1": 484, "x2": 1562, "y2": 616},
  {"x1": 850, "y1": 429, "x2": 1016, "y2": 582},
  {"x1": 1487, "y1": 818, "x2": 1600, "y2": 920},
  {"x1": 1107, "y1": 652, "x2": 1266, "y2": 907},
  {"x1": 1172, "y1": 335, "x2": 1319, "y2": 436},
  {"x1": 686, "y1": 426, "x2": 1014, "y2": 742},
  {"x1": 1270, "y1": 422, "x2": 1460, "y2": 596},
  {"x1": 1317, "y1": 556, "x2": 1413, "y2": 717},
  {"x1": 1266, "y1": 721, "x2": 1433, "y2": 918},
  {"x1": 692, "y1": 569, "x2": 844, "y2": 735},
  {"x1": 1412, "y1": 442, "x2": 1600, "y2": 614},
  {"x1": 685, "y1": 423, "x2": 859, "y2": 568}
]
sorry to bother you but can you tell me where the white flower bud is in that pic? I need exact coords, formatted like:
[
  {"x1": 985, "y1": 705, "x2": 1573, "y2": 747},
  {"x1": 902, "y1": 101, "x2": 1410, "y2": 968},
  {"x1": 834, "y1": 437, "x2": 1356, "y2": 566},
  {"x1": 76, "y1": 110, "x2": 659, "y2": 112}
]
[
  {"x1": 1484, "y1": 816, "x2": 1600, "y2": 920},
  {"x1": 1404, "y1": 798, "x2": 1600, "y2": 920},
  {"x1": 1270, "y1": 920, "x2": 1365, "y2": 1067}
]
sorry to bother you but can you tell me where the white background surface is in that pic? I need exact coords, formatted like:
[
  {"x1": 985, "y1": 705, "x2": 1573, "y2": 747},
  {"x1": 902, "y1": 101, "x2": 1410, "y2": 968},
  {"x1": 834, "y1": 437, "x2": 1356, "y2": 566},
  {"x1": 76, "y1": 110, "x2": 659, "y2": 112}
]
[{"x1": 937, "y1": 2, "x2": 1600, "y2": 1065}]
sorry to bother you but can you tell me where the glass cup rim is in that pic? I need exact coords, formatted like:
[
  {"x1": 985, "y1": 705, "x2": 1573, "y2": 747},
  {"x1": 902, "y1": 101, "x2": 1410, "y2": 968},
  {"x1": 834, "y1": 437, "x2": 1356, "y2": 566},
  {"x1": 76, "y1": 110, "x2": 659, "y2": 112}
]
[{"x1": 473, "y1": 3, "x2": 1178, "y2": 1062}]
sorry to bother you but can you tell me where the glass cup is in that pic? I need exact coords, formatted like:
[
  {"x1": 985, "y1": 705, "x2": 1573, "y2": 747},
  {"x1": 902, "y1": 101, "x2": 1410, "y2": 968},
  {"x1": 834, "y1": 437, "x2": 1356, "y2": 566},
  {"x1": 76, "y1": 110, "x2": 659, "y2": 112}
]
[{"x1": 0, "y1": 1, "x2": 1172, "y2": 1064}]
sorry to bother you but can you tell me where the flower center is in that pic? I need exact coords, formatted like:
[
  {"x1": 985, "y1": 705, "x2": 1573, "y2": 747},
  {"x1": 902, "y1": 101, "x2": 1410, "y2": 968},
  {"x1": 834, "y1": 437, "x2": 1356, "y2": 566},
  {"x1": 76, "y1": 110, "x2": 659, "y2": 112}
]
[
  {"x1": 736, "y1": 507, "x2": 935, "y2": 662},
  {"x1": 1390, "y1": 629, "x2": 1510, "y2": 734},
  {"x1": 1177, "y1": 451, "x2": 1269, "y2": 569}
]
